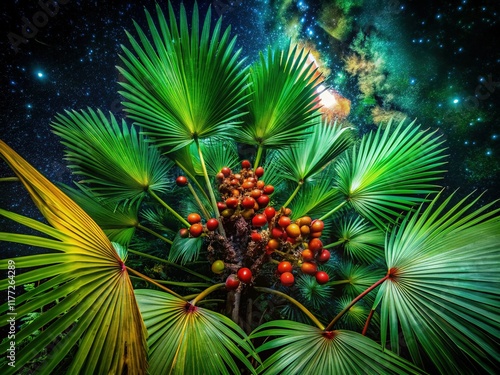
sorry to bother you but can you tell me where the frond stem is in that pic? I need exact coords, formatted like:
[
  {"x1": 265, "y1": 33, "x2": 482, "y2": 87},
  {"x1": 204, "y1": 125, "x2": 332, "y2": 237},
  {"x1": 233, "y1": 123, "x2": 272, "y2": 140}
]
[
  {"x1": 195, "y1": 138, "x2": 226, "y2": 237},
  {"x1": 128, "y1": 248, "x2": 213, "y2": 282},
  {"x1": 325, "y1": 274, "x2": 389, "y2": 331},
  {"x1": 362, "y1": 309, "x2": 375, "y2": 336},
  {"x1": 126, "y1": 266, "x2": 184, "y2": 299},
  {"x1": 253, "y1": 144, "x2": 264, "y2": 169},
  {"x1": 130, "y1": 276, "x2": 211, "y2": 288},
  {"x1": 191, "y1": 283, "x2": 226, "y2": 306},
  {"x1": 255, "y1": 286, "x2": 325, "y2": 330},
  {"x1": 323, "y1": 239, "x2": 346, "y2": 249},
  {"x1": 176, "y1": 159, "x2": 211, "y2": 203},
  {"x1": 282, "y1": 180, "x2": 303, "y2": 208},
  {"x1": 136, "y1": 223, "x2": 173, "y2": 244},
  {"x1": 0, "y1": 177, "x2": 19, "y2": 182},
  {"x1": 187, "y1": 182, "x2": 211, "y2": 220},
  {"x1": 319, "y1": 200, "x2": 348, "y2": 221},
  {"x1": 147, "y1": 188, "x2": 190, "y2": 227}
]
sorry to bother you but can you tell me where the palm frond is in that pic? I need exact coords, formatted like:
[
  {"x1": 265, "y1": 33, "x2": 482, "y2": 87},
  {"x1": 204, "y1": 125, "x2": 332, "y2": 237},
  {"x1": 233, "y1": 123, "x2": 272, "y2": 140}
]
[
  {"x1": 289, "y1": 170, "x2": 343, "y2": 219},
  {"x1": 135, "y1": 289, "x2": 258, "y2": 375},
  {"x1": 251, "y1": 320, "x2": 425, "y2": 374},
  {"x1": 333, "y1": 296, "x2": 376, "y2": 331},
  {"x1": 296, "y1": 274, "x2": 333, "y2": 311},
  {"x1": 237, "y1": 43, "x2": 321, "y2": 148},
  {"x1": 334, "y1": 261, "x2": 385, "y2": 302},
  {"x1": 275, "y1": 119, "x2": 352, "y2": 183},
  {"x1": 62, "y1": 183, "x2": 139, "y2": 246},
  {"x1": 0, "y1": 140, "x2": 147, "y2": 374},
  {"x1": 52, "y1": 108, "x2": 172, "y2": 207},
  {"x1": 118, "y1": 2, "x2": 249, "y2": 151},
  {"x1": 200, "y1": 137, "x2": 240, "y2": 177},
  {"x1": 335, "y1": 118, "x2": 447, "y2": 229},
  {"x1": 332, "y1": 214, "x2": 385, "y2": 263},
  {"x1": 377, "y1": 191, "x2": 500, "y2": 374},
  {"x1": 169, "y1": 233, "x2": 203, "y2": 265}
]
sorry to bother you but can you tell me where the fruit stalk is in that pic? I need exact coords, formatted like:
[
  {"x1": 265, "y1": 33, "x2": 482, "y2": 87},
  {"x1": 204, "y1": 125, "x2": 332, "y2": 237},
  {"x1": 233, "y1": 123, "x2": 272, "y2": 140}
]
[
  {"x1": 195, "y1": 138, "x2": 226, "y2": 237},
  {"x1": 187, "y1": 182, "x2": 211, "y2": 220},
  {"x1": 136, "y1": 223, "x2": 173, "y2": 244},
  {"x1": 255, "y1": 287, "x2": 325, "y2": 330},
  {"x1": 282, "y1": 180, "x2": 303, "y2": 209},
  {"x1": 190, "y1": 283, "x2": 226, "y2": 306},
  {"x1": 148, "y1": 187, "x2": 191, "y2": 227}
]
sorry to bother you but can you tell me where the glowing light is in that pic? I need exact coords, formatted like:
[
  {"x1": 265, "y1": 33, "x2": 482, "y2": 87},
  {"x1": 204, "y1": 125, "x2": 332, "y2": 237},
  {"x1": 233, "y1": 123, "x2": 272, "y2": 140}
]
[
  {"x1": 37, "y1": 72, "x2": 44, "y2": 78},
  {"x1": 453, "y1": 98, "x2": 459, "y2": 104},
  {"x1": 317, "y1": 86, "x2": 338, "y2": 108}
]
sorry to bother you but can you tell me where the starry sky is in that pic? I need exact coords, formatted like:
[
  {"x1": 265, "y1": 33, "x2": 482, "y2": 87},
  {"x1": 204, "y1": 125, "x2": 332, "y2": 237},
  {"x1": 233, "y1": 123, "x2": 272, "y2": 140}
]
[{"x1": 1, "y1": 0, "x2": 499, "y2": 217}]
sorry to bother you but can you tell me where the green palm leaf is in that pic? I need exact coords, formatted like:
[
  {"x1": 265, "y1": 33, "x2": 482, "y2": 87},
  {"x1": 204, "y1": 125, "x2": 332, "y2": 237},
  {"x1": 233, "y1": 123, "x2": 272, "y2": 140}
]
[
  {"x1": 377, "y1": 191, "x2": 500, "y2": 374},
  {"x1": 200, "y1": 138, "x2": 240, "y2": 177},
  {"x1": 0, "y1": 140, "x2": 147, "y2": 374},
  {"x1": 118, "y1": 2, "x2": 249, "y2": 151},
  {"x1": 135, "y1": 289, "x2": 258, "y2": 375},
  {"x1": 335, "y1": 118, "x2": 447, "y2": 229},
  {"x1": 52, "y1": 108, "x2": 172, "y2": 207},
  {"x1": 251, "y1": 320, "x2": 425, "y2": 374},
  {"x1": 333, "y1": 261, "x2": 385, "y2": 302},
  {"x1": 237, "y1": 43, "x2": 321, "y2": 151},
  {"x1": 275, "y1": 119, "x2": 352, "y2": 183},
  {"x1": 332, "y1": 214, "x2": 385, "y2": 263},
  {"x1": 63, "y1": 184, "x2": 139, "y2": 246},
  {"x1": 169, "y1": 233, "x2": 203, "y2": 265}
]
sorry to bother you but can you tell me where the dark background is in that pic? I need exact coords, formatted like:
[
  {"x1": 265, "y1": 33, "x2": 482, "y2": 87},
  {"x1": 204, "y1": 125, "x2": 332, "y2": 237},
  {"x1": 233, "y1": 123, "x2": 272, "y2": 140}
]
[{"x1": 1, "y1": 0, "x2": 499, "y2": 236}]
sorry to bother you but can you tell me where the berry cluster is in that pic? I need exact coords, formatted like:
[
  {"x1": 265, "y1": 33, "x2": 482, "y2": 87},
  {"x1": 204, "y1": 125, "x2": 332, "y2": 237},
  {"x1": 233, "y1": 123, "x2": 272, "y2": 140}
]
[{"x1": 176, "y1": 159, "x2": 331, "y2": 290}]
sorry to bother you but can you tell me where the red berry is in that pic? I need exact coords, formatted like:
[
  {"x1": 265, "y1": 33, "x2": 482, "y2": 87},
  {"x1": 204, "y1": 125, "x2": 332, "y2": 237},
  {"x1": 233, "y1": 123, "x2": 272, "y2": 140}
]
[
  {"x1": 206, "y1": 218, "x2": 219, "y2": 231},
  {"x1": 301, "y1": 249, "x2": 314, "y2": 261},
  {"x1": 242, "y1": 196, "x2": 256, "y2": 209},
  {"x1": 264, "y1": 206, "x2": 276, "y2": 220},
  {"x1": 216, "y1": 172, "x2": 225, "y2": 181},
  {"x1": 301, "y1": 262, "x2": 317, "y2": 275},
  {"x1": 267, "y1": 239, "x2": 280, "y2": 250},
  {"x1": 263, "y1": 185, "x2": 274, "y2": 195},
  {"x1": 241, "y1": 160, "x2": 251, "y2": 169},
  {"x1": 226, "y1": 197, "x2": 239, "y2": 209},
  {"x1": 250, "y1": 189, "x2": 262, "y2": 198},
  {"x1": 221, "y1": 167, "x2": 231, "y2": 177},
  {"x1": 252, "y1": 214, "x2": 267, "y2": 227},
  {"x1": 237, "y1": 267, "x2": 252, "y2": 283},
  {"x1": 189, "y1": 223, "x2": 203, "y2": 237},
  {"x1": 310, "y1": 219, "x2": 324, "y2": 233},
  {"x1": 187, "y1": 213, "x2": 202, "y2": 224},
  {"x1": 251, "y1": 231, "x2": 262, "y2": 242},
  {"x1": 280, "y1": 272, "x2": 294, "y2": 287},
  {"x1": 225, "y1": 274, "x2": 240, "y2": 290},
  {"x1": 256, "y1": 180, "x2": 265, "y2": 189},
  {"x1": 308, "y1": 238, "x2": 323, "y2": 253},
  {"x1": 179, "y1": 228, "x2": 189, "y2": 238},
  {"x1": 256, "y1": 194, "x2": 270, "y2": 208},
  {"x1": 271, "y1": 227, "x2": 284, "y2": 239},
  {"x1": 217, "y1": 201, "x2": 227, "y2": 212},
  {"x1": 277, "y1": 261, "x2": 292, "y2": 274},
  {"x1": 315, "y1": 271, "x2": 329, "y2": 285},
  {"x1": 317, "y1": 249, "x2": 331, "y2": 263},
  {"x1": 278, "y1": 216, "x2": 291, "y2": 228},
  {"x1": 255, "y1": 166, "x2": 264, "y2": 177},
  {"x1": 242, "y1": 180, "x2": 255, "y2": 190},
  {"x1": 176, "y1": 176, "x2": 188, "y2": 186}
]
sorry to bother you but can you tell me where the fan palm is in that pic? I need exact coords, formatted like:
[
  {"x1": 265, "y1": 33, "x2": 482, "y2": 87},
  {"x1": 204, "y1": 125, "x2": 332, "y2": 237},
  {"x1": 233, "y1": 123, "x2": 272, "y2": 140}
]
[
  {"x1": 334, "y1": 118, "x2": 447, "y2": 229},
  {"x1": 375, "y1": 191, "x2": 500, "y2": 374},
  {"x1": 0, "y1": 140, "x2": 147, "y2": 374}
]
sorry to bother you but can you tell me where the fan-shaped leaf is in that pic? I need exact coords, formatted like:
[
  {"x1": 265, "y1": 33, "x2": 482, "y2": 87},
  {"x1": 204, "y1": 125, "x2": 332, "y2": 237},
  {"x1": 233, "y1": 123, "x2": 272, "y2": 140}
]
[
  {"x1": 169, "y1": 233, "x2": 203, "y2": 265},
  {"x1": 52, "y1": 108, "x2": 172, "y2": 207},
  {"x1": 335, "y1": 118, "x2": 447, "y2": 229},
  {"x1": 0, "y1": 140, "x2": 147, "y2": 374},
  {"x1": 332, "y1": 214, "x2": 385, "y2": 263},
  {"x1": 377, "y1": 191, "x2": 500, "y2": 374},
  {"x1": 135, "y1": 289, "x2": 258, "y2": 375},
  {"x1": 275, "y1": 119, "x2": 352, "y2": 183},
  {"x1": 118, "y1": 2, "x2": 249, "y2": 151},
  {"x1": 251, "y1": 320, "x2": 425, "y2": 374},
  {"x1": 238, "y1": 43, "x2": 321, "y2": 148}
]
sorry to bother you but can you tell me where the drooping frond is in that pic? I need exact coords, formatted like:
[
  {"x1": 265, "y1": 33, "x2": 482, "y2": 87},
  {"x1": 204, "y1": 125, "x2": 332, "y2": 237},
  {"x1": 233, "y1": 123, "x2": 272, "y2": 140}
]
[
  {"x1": 377, "y1": 191, "x2": 500, "y2": 374},
  {"x1": 135, "y1": 289, "x2": 259, "y2": 375},
  {"x1": 275, "y1": 119, "x2": 352, "y2": 183},
  {"x1": 0, "y1": 140, "x2": 147, "y2": 374},
  {"x1": 335, "y1": 118, "x2": 447, "y2": 229},
  {"x1": 237, "y1": 43, "x2": 321, "y2": 148},
  {"x1": 62, "y1": 183, "x2": 139, "y2": 246},
  {"x1": 118, "y1": 2, "x2": 249, "y2": 151},
  {"x1": 52, "y1": 108, "x2": 172, "y2": 207},
  {"x1": 331, "y1": 214, "x2": 385, "y2": 263},
  {"x1": 251, "y1": 320, "x2": 425, "y2": 374}
]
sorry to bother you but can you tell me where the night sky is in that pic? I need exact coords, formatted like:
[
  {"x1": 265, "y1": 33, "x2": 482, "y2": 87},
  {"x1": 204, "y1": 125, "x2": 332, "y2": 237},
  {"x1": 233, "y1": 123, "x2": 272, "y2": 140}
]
[{"x1": 1, "y1": 0, "x2": 499, "y2": 219}]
